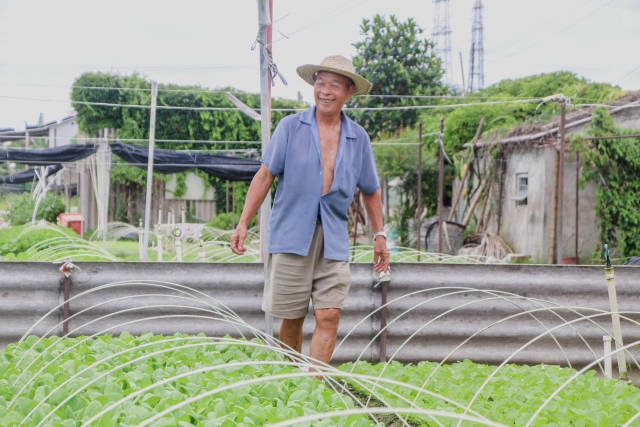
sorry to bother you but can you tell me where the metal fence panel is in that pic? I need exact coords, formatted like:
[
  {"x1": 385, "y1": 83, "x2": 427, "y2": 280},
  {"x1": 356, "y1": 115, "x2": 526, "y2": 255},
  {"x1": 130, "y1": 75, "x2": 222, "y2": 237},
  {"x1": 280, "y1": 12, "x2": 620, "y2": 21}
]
[{"x1": 1, "y1": 262, "x2": 639, "y2": 368}]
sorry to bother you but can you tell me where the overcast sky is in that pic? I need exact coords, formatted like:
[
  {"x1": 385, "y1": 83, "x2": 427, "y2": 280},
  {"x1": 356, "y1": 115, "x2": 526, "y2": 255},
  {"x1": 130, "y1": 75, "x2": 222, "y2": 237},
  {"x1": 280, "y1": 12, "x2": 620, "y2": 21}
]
[{"x1": 1, "y1": 0, "x2": 638, "y2": 130}]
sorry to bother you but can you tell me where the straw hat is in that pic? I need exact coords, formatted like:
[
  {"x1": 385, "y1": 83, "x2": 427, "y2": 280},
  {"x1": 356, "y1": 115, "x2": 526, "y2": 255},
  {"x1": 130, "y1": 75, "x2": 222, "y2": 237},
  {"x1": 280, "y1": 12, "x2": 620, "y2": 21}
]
[{"x1": 297, "y1": 55, "x2": 372, "y2": 96}]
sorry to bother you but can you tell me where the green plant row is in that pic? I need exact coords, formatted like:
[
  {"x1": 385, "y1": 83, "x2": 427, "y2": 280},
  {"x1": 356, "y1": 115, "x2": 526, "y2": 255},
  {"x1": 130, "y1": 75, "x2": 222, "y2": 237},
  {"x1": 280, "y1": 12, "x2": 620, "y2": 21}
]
[
  {"x1": 341, "y1": 359, "x2": 640, "y2": 426},
  {"x1": 2, "y1": 334, "x2": 639, "y2": 426},
  {"x1": 0, "y1": 334, "x2": 370, "y2": 427}
]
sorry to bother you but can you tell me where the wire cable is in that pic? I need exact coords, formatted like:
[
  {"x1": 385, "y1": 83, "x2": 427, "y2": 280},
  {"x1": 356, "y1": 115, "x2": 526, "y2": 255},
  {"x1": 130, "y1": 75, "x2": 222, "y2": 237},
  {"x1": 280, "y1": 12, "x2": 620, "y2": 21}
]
[
  {"x1": 2, "y1": 95, "x2": 554, "y2": 112},
  {"x1": 4, "y1": 84, "x2": 614, "y2": 103},
  {"x1": 0, "y1": 135, "x2": 262, "y2": 146}
]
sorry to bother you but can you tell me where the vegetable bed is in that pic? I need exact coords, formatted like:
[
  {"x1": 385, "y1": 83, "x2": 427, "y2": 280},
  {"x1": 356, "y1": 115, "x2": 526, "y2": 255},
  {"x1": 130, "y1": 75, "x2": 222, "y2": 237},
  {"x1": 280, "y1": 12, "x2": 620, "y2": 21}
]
[{"x1": 1, "y1": 334, "x2": 639, "y2": 426}]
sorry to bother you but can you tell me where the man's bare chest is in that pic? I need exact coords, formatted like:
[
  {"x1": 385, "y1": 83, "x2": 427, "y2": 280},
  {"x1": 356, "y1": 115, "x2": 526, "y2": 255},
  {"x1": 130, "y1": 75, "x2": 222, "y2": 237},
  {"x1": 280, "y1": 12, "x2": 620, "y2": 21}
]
[
  {"x1": 318, "y1": 128, "x2": 340, "y2": 169},
  {"x1": 318, "y1": 127, "x2": 340, "y2": 193}
]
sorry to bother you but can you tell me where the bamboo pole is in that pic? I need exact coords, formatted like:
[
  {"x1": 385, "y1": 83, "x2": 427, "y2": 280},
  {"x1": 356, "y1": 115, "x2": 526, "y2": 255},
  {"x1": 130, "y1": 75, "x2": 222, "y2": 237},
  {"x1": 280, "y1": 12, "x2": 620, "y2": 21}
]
[{"x1": 449, "y1": 117, "x2": 484, "y2": 222}]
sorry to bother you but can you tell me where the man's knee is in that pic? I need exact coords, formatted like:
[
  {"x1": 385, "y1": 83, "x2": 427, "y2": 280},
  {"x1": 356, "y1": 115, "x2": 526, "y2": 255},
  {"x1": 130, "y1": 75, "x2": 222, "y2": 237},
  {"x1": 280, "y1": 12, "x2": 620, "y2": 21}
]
[{"x1": 314, "y1": 308, "x2": 341, "y2": 330}]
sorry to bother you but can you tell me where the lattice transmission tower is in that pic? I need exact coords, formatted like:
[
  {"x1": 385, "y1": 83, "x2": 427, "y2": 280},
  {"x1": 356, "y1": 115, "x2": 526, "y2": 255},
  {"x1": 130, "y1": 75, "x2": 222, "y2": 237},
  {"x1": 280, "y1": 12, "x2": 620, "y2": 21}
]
[
  {"x1": 432, "y1": 0, "x2": 453, "y2": 85},
  {"x1": 468, "y1": 0, "x2": 485, "y2": 92}
]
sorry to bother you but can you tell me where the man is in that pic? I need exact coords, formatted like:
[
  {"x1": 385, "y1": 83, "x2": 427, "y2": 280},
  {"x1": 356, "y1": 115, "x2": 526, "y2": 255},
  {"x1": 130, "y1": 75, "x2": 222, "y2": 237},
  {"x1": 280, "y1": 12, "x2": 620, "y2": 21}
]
[{"x1": 230, "y1": 55, "x2": 389, "y2": 367}]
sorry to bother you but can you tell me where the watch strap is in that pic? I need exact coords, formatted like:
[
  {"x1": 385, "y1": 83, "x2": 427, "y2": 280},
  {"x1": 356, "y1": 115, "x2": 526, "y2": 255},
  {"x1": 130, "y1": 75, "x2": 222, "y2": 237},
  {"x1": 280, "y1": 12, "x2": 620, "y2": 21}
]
[{"x1": 373, "y1": 231, "x2": 387, "y2": 241}]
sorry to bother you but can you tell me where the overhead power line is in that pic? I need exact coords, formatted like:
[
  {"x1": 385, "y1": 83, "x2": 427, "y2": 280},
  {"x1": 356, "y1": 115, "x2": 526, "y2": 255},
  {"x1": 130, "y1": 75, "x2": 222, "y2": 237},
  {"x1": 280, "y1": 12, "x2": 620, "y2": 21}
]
[{"x1": 8, "y1": 94, "x2": 625, "y2": 113}]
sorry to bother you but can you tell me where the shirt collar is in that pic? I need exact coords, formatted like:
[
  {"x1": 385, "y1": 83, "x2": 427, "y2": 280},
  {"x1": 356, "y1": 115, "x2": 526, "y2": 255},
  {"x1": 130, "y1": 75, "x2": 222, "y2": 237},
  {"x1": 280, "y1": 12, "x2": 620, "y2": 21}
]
[{"x1": 300, "y1": 107, "x2": 357, "y2": 140}]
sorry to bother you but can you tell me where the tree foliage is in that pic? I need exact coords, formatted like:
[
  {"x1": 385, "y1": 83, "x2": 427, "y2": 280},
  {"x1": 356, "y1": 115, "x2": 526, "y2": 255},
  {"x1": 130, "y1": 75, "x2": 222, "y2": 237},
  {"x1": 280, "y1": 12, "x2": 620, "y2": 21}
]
[
  {"x1": 373, "y1": 143, "x2": 452, "y2": 245},
  {"x1": 576, "y1": 108, "x2": 640, "y2": 257},
  {"x1": 349, "y1": 14, "x2": 446, "y2": 138},
  {"x1": 71, "y1": 72, "x2": 303, "y2": 218},
  {"x1": 434, "y1": 71, "x2": 624, "y2": 154}
]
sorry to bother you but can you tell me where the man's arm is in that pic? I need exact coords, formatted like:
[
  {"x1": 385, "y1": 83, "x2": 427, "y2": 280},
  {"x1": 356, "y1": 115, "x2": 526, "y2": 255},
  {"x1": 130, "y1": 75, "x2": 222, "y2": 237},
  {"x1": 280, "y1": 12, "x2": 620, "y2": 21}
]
[
  {"x1": 230, "y1": 164, "x2": 275, "y2": 255},
  {"x1": 361, "y1": 189, "x2": 390, "y2": 273}
]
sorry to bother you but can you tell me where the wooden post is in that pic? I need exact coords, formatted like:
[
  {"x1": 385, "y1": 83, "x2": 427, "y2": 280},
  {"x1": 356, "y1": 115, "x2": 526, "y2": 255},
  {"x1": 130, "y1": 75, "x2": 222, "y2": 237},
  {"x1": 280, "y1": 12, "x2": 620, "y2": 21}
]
[{"x1": 142, "y1": 81, "x2": 158, "y2": 261}]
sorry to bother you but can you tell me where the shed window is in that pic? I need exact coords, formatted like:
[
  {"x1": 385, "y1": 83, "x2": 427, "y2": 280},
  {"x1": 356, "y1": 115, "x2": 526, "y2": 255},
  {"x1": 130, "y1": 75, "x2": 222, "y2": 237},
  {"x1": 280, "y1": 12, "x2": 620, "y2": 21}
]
[{"x1": 513, "y1": 173, "x2": 528, "y2": 206}]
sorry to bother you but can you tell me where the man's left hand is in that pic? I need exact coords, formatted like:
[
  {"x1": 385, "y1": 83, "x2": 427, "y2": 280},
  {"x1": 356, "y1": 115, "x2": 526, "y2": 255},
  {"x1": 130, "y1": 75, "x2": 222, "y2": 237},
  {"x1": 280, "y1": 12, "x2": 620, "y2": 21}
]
[{"x1": 373, "y1": 237, "x2": 390, "y2": 273}]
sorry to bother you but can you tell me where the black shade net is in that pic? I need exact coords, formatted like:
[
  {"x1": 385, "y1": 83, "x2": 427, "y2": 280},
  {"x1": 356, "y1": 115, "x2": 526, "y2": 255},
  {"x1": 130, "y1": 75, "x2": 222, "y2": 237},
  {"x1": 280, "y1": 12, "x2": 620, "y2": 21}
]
[
  {"x1": 0, "y1": 144, "x2": 98, "y2": 165},
  {"x1": 109, "y1": 142, "x2": 260, "y2": 181},
  {"x1": 0, "y1": 164, "x2": 63, "y2": 184}
]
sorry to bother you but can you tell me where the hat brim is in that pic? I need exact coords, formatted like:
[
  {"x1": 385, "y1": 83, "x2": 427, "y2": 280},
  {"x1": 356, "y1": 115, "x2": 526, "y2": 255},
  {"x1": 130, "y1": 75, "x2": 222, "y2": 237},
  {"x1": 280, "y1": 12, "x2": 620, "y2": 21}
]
[{"x1": 296, "y1": 64, "x2": 372, "y2": 96}]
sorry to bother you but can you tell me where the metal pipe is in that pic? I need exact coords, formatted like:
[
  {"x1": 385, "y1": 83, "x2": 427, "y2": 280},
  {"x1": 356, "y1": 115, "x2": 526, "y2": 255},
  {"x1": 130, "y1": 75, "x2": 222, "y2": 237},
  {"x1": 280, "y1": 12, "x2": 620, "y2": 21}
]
[
  {"x1": 226, "y1": 181, "x2": 230, "y2": 213},
  {"x1": 548, "y1": 149, "x2": 559, "y2": 264},
  {"x1": 603, "y1": 335, "x2": 612, "y2": 379},
  {"x1": 60, "y1": 276, "x2": 71, "y2": 335},
  {"x1": 416, "y1": 122, "x2": 423, "y2": 261},
  {"x1": 379, "y1": 281, "x2": 388, "y2": 363},
  {"x1": 351, "y1": 190, "x2": 360, "y2": 262},
  {"x1": 102, "y1": 129, "x2": 110, "y2": 249},
  {"x1": 496, "y1": 154, "x2": 505, "y2": 235},
  {"x1": 143, "y1": 81, "x2": 158, "y2": 261},
  {"x1": 575, "y1": 150, "x2": 580, "y2": 264},
  {"x1": 438, "y1": 118, "x2": 445, "y2": 255},
  {"x1": 556, "y1": 102, "x2": 567, "y2": 264},
  {"x1": 232, "y1": 181, "x2": 236, "y2": 229}
]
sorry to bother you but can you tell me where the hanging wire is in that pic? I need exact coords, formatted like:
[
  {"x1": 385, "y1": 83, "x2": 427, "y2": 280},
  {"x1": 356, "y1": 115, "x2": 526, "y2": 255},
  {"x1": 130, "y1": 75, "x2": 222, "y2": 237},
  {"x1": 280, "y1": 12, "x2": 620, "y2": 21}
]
[{"x1": 6, "y1": 94, "x2": 625, "y2": 113}]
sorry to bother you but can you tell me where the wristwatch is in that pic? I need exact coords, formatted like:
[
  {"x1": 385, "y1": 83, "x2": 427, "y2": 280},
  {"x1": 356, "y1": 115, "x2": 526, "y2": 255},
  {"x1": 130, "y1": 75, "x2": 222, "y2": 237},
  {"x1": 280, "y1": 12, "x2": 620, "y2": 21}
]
[{"x1": 373, "y1": 231, "x2": 387, "y2": 241}]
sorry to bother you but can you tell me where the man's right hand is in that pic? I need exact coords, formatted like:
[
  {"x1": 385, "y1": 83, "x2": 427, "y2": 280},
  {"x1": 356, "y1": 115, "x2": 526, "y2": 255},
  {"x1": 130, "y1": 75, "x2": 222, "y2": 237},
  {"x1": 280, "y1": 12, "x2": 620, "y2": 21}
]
[{"x1": 230, "y1": 224, "x2": 248, "y2": 255}]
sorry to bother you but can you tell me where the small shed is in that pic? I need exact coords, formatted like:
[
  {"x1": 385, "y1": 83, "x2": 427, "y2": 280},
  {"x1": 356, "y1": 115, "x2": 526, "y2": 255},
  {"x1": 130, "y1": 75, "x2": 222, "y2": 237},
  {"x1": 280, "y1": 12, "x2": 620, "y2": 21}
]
[{"x1": 457, "y1": 94, "x2": 640, "y2": 262}]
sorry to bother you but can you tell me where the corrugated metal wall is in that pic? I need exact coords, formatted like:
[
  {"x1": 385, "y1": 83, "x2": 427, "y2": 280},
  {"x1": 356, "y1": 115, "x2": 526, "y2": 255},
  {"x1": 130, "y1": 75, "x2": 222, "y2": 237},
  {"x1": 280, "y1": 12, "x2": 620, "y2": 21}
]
[{"x1": 1, "y1": 262, "x2": 639, "y2": 368}]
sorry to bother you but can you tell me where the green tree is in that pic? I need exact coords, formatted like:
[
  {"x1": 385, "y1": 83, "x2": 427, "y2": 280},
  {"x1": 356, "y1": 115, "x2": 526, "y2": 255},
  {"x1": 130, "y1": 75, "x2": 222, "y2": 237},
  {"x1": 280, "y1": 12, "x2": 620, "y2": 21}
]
[
  {"x1": 71, "y1": 72, "x2": 303, "y2": 223},
  {"x1": 434, "y1": 71, "x2": 624, "y2": 153},
  {"x1": 577, "y1": 108, "x2": 640, "y2": 257},
  {"x1": 349, "y1": 14, "x2": 446, "y2": 138}
]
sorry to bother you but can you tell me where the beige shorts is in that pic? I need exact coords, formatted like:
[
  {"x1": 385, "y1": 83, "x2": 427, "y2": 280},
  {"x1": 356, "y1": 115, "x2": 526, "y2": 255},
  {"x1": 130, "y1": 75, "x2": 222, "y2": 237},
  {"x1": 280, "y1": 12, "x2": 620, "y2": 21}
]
[{"x1": 262, "y1": 223, "x2": 351, "y2": 319}]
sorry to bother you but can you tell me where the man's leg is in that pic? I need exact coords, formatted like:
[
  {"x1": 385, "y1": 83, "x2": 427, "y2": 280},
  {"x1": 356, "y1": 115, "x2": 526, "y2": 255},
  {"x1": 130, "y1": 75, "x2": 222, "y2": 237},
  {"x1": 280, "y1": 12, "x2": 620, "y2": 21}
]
[
  {"x1": 280, "y1": 317, "x2": 305, "y2": 353},
  {"x1": 310, "y1": 308, "x2": 341, "y2": 366}
]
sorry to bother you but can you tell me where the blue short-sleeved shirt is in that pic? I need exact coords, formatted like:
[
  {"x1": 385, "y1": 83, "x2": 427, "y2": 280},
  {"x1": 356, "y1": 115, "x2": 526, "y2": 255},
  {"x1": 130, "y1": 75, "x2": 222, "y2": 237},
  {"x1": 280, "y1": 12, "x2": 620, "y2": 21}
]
[{"x1": 262, "y1": 107, "x2": 380, "y2": 261}]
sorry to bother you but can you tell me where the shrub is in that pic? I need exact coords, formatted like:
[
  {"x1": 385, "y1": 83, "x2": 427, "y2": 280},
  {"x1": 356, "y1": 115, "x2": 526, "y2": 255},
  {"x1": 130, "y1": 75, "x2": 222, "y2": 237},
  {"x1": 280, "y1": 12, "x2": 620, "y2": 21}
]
[
  {"x1": 7, "y1": 192, "x2": 66, "y2": 225},
  {"x1": 0, "y1": 224, "x2": 78, "y2": 257},
  {"x1": 207, "y1": 211, "x2": 256, "y2": 230}
]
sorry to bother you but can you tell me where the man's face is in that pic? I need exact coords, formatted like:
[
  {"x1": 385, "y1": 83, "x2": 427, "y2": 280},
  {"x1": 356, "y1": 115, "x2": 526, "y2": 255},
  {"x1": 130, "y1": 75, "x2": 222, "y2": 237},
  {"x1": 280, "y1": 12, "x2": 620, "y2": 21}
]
[{"x1": 313, "y1": 71, "x2": 355, "y2": 116}]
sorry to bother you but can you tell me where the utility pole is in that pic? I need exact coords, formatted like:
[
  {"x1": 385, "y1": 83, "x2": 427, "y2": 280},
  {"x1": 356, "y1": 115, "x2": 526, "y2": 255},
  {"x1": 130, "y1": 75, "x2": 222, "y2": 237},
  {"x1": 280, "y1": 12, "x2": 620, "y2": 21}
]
[
  {"x1": 257, "y1": 0, "x2": 273, "y2": 336},
  {"x1": 142, "y1": 81, "x2": 158, "y2": 261},
  {"x1": 548, "y1": 96, "x2": 568, "y2": 264},
  {"x1": 257, "y1": 0, "x2": 273, "y2": 264},
  {"x1": 432, "y1": 0, "x2": 453, "y2": 85},
  {"x1": 468, "y1": 0, "x2": 485, "y2": 92}
]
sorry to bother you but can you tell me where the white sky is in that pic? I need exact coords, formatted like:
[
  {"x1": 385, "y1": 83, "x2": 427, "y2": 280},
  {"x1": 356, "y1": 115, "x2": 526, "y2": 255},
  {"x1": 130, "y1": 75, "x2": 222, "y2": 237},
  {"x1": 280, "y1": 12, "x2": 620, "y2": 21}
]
[{"x1": 0, "y1": 0, "x2": 638, "y2": 130}]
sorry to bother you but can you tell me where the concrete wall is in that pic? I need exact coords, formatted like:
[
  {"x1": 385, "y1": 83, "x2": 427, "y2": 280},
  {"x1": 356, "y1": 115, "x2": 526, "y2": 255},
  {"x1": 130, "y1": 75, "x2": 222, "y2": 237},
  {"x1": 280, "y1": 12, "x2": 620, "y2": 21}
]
[
  {"x1": 498, "y1": 147, "x2": 553, "y2": 260},
  {"x1": 47, "y1": 118, "x2": 78, "y2": 149},
  {"x1": 498, "y1": 147, "x2": 600, "y2": 261}
]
